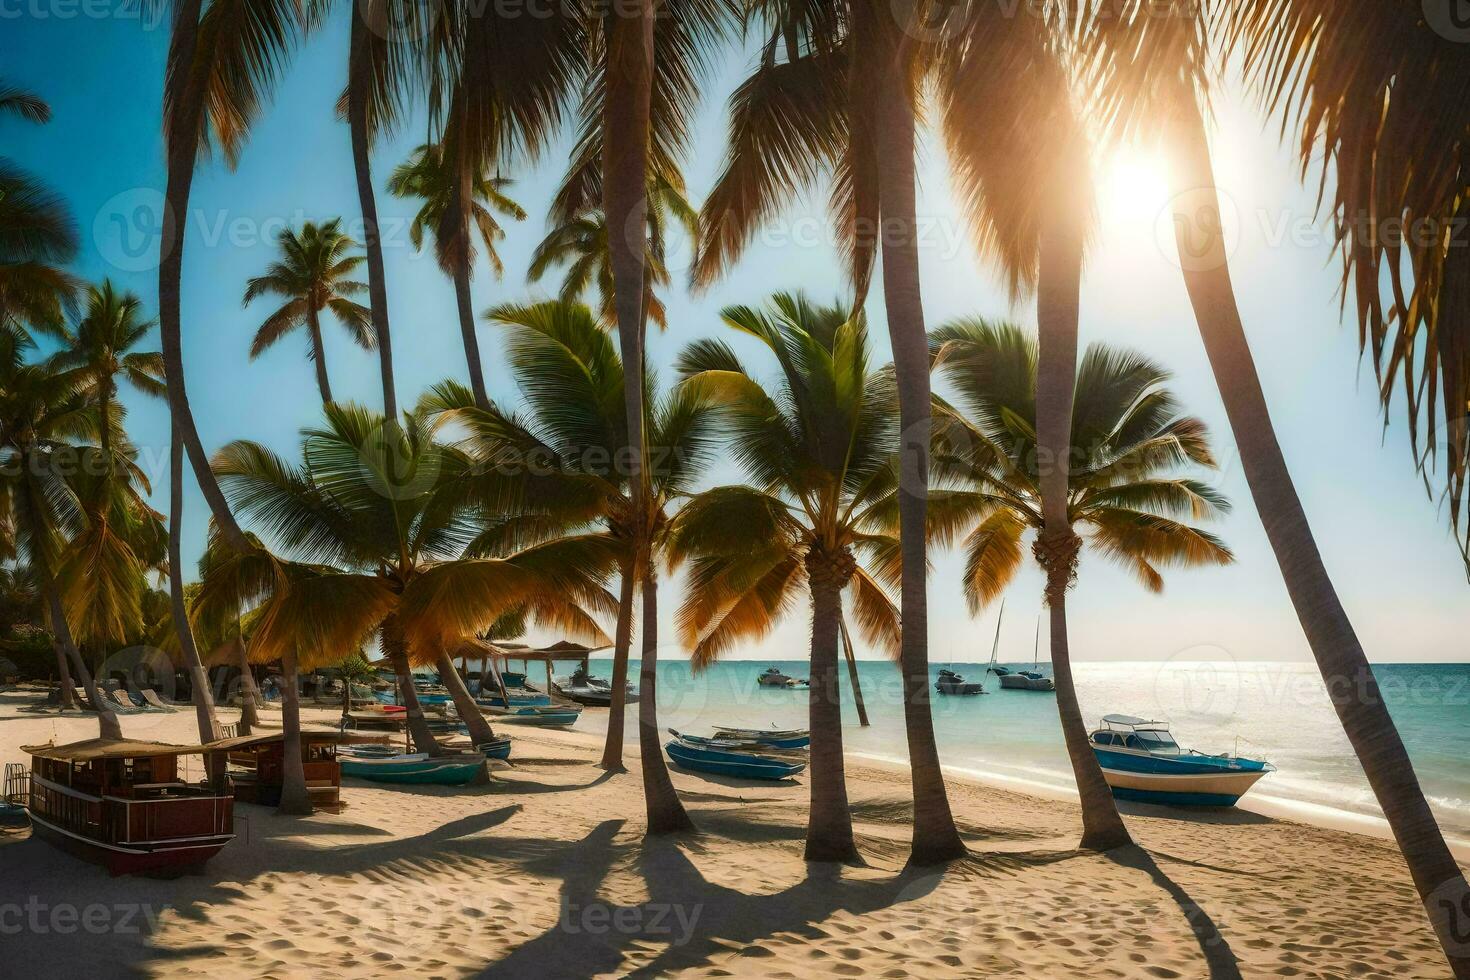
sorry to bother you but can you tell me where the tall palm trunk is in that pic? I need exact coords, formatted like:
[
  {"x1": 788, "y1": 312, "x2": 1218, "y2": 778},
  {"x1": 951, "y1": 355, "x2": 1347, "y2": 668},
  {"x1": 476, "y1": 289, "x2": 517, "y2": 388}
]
[
  {"x1": 277, "y1": 648, "x2": 312, "y2": 815},
  {"x1": 170, "y1": 418, "x2": 222, "y2": 747},
  {"x1": 599, "y1": 557, "x2": 636, "y2": 772},
  {"x1": 44, "y1": 583, "x2": 120, "y2": 739},
  {"x1": 837, "y1": 611, "x2": 869, "y2": 727},
  {"x1": 1168, "y1": 97, "x2": 1470, "y2": 976},
  {"x1": 598, "y1": 0, "x2": 655, "y2": 776},
  {"x1": 381, "y1": 617, "x2": 442, "y2": 755},
  {"x1": 306, "y1": 307, "x2": 333, "y2": 404},
  {"x1": 159, "y1": 0, "x2": 247, "y2": 551},
  {"x1": 435, "y1": 648, "x2": 497, "y2": 745},
  {"x1": 872, "y1": 26, "x2": 965, "y2": 866},
  {"x1": 348, "y1": 9, "x2": 397, "y2": 421},
  {"x1": 804, "y1": 549, "x2": 858, "y2": 863},
  {"x1": 1034, "y1": 200, "x2": 1132, "y2": 851},
  {"x1": 237, "y1": 637, "x2": 261, "y2": 735},
  {"x1": 452, "y1": 261, "x2": 491, "y2": 410},
  {"x1": 639, "y1": 566, "x2": 693, "y2": 834}
]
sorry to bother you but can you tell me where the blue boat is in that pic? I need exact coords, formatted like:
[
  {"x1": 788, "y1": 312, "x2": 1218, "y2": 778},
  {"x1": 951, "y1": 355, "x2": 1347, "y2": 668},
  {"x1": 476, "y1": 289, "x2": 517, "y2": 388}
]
[
  {"x1": 477, "y1": 737, "x2": 512, "y2": 760},
  {"x1": 481, "y1": 704, "x2": 582, "y2": 728},
  {"x1": 339, "y1": 752, "x2": 486, "y2": 785},
  {"x1": 1089, "y1": 714, "x2": 1275, "y2": 807},
  {"x1": 664, "y1": 738, "x2": 806, "y2": 781}
]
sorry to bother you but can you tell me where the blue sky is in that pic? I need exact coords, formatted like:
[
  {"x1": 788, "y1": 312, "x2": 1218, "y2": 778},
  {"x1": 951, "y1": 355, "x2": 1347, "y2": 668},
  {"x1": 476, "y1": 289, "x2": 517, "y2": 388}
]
[{"x1": 5, "y1": 9, "x2": 1468, "y2": 663}]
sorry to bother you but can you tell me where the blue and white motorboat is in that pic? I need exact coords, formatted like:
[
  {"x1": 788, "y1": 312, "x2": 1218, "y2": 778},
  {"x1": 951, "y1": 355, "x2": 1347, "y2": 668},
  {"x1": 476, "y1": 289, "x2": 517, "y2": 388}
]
[
  {"x1": 664, "y1": 738, "x2": 806, "y2": 781},
  {"x1": 1089, "y1": 714, "x2": 1275, "y2": 807}
]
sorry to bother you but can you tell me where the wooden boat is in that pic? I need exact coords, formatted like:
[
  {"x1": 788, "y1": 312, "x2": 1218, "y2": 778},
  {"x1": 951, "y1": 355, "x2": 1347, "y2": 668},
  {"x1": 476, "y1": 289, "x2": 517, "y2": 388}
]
[
  {"x1": 341, "y1": 705, "x2": 407, "y2": 732},
  {"x1": 480, "y1": 704, "x2": 581, "y2": 727},
  {"x1": 935, "y1": 668, "x2": 985, "y2": 695},
  {"x1": 707, "y1": 727, "x2": 811, "y2": 750},
  {"x1": 664, "y1": 738, "x2": 806, "y2": 781},
  {"x1": 19, "y1": 739, "x2": 234, "y2": 875},
  {"x1": 1089, "y1": 715, "x2": 1275, "y2": 807},
  {"x1": 339, "y1": 752, "x2": 486, "y2": 785},
  {"x1": 215, "y1": 731, "x2": 347, "y2": 811}
]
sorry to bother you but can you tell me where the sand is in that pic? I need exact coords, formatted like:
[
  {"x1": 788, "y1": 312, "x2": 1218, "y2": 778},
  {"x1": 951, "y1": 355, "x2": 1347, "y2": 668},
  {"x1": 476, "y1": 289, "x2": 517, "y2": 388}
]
[{"x1": 0, "y1": 685, "x2": 1460, "y2": 979}]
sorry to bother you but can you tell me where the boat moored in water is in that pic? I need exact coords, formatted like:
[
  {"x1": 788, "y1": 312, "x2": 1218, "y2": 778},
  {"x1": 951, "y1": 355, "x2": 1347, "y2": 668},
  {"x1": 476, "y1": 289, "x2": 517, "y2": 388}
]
[
  {"x1": 936, "y1": 668, "x2": 985, "y2": 695},
  {"x1": 1089, "y1": 715, "x2": 1275, "y2": 807},
  {"x1": 552, "y1": 664, "x2": 640, "y2": 706}
]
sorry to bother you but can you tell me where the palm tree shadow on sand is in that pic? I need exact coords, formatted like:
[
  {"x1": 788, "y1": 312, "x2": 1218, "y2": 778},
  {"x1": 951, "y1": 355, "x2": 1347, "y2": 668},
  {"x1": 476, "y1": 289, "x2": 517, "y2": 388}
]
[{"x1": 1107, "y1": 844, "x2": 1243, "y2": 980}]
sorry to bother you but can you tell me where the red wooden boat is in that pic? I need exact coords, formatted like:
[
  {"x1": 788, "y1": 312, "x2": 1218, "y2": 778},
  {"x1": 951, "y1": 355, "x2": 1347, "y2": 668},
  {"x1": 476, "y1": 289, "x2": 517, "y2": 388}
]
[{"x1": 21, "y1": 739, "x2": 234, "y2": 876}]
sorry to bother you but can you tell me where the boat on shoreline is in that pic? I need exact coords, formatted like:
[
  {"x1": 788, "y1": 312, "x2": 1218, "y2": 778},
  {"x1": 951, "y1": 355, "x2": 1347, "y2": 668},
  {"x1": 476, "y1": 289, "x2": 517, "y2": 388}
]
[
  {"x1": 1089, "y1": 714, "x2": 1275, "y2": 807},
  {"x1": 19, "y1": 739, "x2": 234, "y2": 875},
  {"x1": 664, "y1": 737, "x2": 807, "y2": 781},
  {"x1": 708, "y1": 726, "x2": 811, "y2": 750},
  {"x1": 480, "y1": 703, "x2": 582, "y2": 728},
  {"x1": 339, "y1": 751, "x2": 486, "y2": 785}
]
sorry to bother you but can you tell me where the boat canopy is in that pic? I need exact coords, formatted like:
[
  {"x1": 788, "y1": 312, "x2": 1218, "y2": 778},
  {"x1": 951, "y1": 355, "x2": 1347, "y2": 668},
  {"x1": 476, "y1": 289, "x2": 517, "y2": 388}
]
[
  {"x1": 22, "y1": 738, "x2": 214, "y2": 763},
  {"x1": 1099, "y1": 714, "x2": 1170, "y2": 731}
]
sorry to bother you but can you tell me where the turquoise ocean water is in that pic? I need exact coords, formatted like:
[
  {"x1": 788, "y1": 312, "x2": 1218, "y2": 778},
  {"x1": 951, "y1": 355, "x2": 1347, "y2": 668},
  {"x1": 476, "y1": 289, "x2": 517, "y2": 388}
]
[{"x1": 553, "y1": 658, "x2": 1470, "y2": 844}]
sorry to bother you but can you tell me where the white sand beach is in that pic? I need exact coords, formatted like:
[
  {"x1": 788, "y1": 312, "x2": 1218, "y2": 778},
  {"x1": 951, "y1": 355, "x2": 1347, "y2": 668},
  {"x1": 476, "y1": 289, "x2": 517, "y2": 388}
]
[{"x1": 0, "y1": 687, "x2": 1461, "y2": 979}]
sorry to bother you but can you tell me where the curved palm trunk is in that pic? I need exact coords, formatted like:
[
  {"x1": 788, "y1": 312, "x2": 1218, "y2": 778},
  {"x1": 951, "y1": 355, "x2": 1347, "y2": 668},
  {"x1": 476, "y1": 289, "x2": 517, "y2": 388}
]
[
  {"x1": 49, "y1": 634, "x2": 76, "y2": 709},
  {"x1": 837, "y1": 611, "x2": 869, "y2": 727},
  {"x1": 639, "y1": 567, "x2": 693, "y2": 834},
  {"x1": 1168, "y1": 97, "x2": 1470, "y2": 976},
  {"x1": 599, "y1": 558, "x2": 636, "y2": 772},
  {"x1": 599, "y1": 0, "x2": 655, "y2": 776},
  {"x1": 44, "y1": 584, "x2": 120, "y2": 739},
  {"x1": 1035, "y1": 204, "x2": 1132, "y2": 851},
  {"x1": 804, "y1": 554, "x2": 858, "y2": 863},
  {"x1": 277, "y1": 648, "x2": 312, "y2": 815},
  {"x1": 306, "y1": 307, "x2": 333, "y2": 405},
  {"x1": 237, "y1": 637, "x2": 261, "y2": 735},
  {"x1": 347, "y1": 10, "x2": 397, "y2": 421},
  {"x1": 158, "y1": 0, "x2": 247, "y2": 551},
  {"x1": 380, "y1": 617, "x2": 443, "y2": 755},
  {"x1": 872, "y1": 30, "x2": 965, "y2": 866},
  {"x1": 169, "y1": 418, "x2": 222, "y2": 750},
  {"x1": 435, "y1": 648, "x2": 497, "y2": 746}
]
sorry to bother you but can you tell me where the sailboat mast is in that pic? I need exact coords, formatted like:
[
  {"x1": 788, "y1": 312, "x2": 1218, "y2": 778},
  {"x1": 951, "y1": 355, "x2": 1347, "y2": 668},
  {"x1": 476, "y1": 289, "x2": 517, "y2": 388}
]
[
  {"x1": 988, "y1": 600, "x2": 1006, "y2": 667},
  {"x1": 1033, "y1": 616, "x2": 1040, "y2": 667}
]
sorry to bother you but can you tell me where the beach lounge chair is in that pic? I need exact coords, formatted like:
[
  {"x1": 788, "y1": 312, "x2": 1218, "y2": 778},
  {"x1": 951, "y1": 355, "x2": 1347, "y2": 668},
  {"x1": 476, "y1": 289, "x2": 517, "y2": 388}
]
[
  {"x1": 140, "y1": 688, "x2": 178, "y2": 711},
  {"x1": 109, "y1": 689, "x2": 142, "y2": 711}
]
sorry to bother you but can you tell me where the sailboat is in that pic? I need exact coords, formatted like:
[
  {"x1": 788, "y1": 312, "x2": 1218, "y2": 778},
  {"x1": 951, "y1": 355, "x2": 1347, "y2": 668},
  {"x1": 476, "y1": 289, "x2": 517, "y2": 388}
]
[{"x1": 996, "y1": 618, "x2": 1056, "y2": 692}]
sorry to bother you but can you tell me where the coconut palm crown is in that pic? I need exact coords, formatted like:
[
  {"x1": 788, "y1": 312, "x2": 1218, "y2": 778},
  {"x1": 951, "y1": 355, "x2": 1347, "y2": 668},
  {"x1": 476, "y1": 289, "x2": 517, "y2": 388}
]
[{"x1": 926, "y1": 319, "x2": 1234, "y2": 606}]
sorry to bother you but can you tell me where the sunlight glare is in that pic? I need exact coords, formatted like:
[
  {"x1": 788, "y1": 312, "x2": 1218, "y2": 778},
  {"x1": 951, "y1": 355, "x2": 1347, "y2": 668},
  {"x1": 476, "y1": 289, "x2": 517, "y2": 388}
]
[{"x1": 1099, "y1": 147, "x2": 1173, "y2": 226}]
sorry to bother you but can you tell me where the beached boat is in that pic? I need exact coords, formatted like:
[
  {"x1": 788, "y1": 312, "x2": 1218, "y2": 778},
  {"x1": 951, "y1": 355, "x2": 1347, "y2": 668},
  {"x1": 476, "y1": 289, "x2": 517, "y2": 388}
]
[
  {"x1": 19, "y1": 739, "x2": 234, "y2": 875},
  {"x1": 481, "y1": 704, "x2": 582, "y2": 728},
  {"x1": 1089, "y1": 715, "x2": 1275, "y2": 807},
  {"x1": 216, "y1": 731, "x2": 348, "y2": 811},
  {"x1": 707, "y1": 726, "x2": 811, "y2": 750},
  {"x1": 664, "y1": 738, "x2": 807, "y2": 780},
  {"x1": 552, "y1": 665, "x2": 640, "y2": 706},
  {"x1": 670, "y1": 729, "x2": 809, "y2": 754},
  {"x1": 339, "y1": 751, "x2": 486, "y2": 785},
  {"x1": 936, "y1": 668, "x2": 985, "y2": 695},
  {"x1": 341, "y1": 704, "x2": 407, "y2": 732}
]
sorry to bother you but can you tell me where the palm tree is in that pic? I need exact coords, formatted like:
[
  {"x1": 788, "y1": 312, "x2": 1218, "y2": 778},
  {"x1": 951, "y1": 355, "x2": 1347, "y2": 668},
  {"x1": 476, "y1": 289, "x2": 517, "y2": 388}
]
[
  {"x1": 1226, "y1": 4, "x2": 1470, "y2": 574},
  {"x1": 0, "y1": 80, "x2": 78, "y2": 345},
  {"x1": 387, "y1": 142, "x2": 526, "y2": 410},
  {"x1": 242, "y1": 219, "x2": 374, "y2": 406},
  {"x1": 1079, "y1": 9, "x2": 1470, "y2": 970},
  {"x1": 48, "y1": 281, "x2": 166, "y2": 457},
  {"x1": 0, "y1": 359, "x2": 126, "y2": 736},
  {"x1": 427, "y1": 298, "x2": 717, "y2": 832},
  {"x1": 669, "y1": 293, "x2": 902, "y2": 862},
  {"x1": 528, "y1": 175, "x2": 696, "y2": 333},
  {"x1": 928, "y1": 320, "x2": 1234, "y2": 844},
  {"x1": 692, "y1": 1, "x2": 1077, "y2": 863},
  {"x1": 197, "y1": 403, "x2": 616, "y2": 777}
]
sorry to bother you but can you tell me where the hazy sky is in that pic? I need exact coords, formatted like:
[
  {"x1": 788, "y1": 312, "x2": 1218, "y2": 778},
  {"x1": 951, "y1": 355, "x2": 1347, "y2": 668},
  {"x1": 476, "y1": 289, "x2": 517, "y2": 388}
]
[{"x1": 5, "y1": 9, "x2": 1468, "y2": 663}]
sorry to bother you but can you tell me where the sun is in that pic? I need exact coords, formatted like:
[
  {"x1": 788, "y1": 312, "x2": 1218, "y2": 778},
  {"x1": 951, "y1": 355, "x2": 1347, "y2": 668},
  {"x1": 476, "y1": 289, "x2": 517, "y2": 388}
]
[{"x1": 1099, "y1": 147, "x2": 1173, "y2": 225}]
